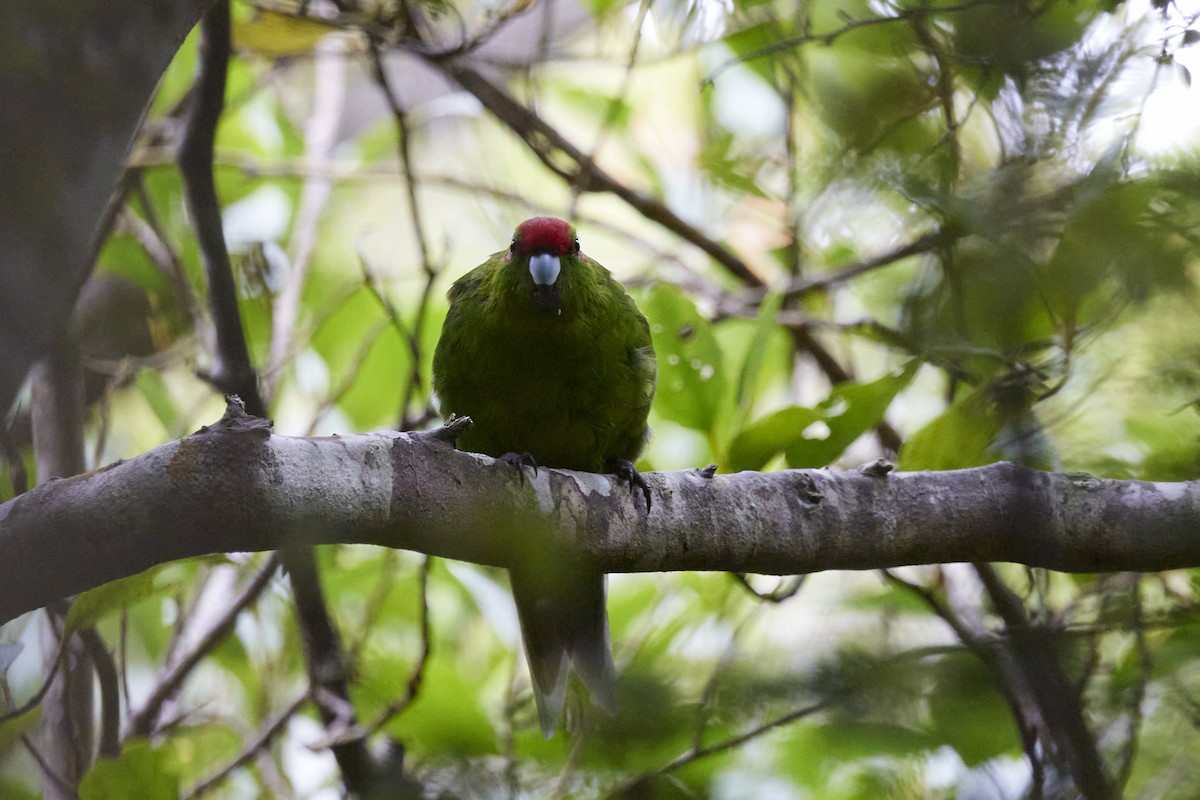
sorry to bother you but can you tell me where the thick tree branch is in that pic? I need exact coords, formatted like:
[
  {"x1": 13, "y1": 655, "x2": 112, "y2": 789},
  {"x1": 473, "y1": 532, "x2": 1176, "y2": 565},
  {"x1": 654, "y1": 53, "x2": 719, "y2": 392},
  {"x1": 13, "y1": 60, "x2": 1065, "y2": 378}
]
[{"x1": 2, "y1": 416, "x2": 1199, "y2": 625}]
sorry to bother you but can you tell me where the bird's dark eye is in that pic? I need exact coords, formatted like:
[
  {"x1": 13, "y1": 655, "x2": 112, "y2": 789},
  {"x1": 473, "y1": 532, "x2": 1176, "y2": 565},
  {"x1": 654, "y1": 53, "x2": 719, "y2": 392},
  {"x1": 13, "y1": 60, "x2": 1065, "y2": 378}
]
[
  {"x1": 571, "y1": 239, "x2": 581, "y2": 255},
  {"x1": 509, "y1": 240, "x2": 516, "y2": 254}
]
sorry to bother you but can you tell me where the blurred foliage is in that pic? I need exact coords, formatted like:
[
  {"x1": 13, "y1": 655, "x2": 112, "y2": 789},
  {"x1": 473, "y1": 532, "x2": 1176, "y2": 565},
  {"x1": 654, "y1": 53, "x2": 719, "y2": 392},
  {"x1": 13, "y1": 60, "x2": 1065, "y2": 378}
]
[{"x1": 4, "y1": 0, "x2": 1200, "y2": 797}]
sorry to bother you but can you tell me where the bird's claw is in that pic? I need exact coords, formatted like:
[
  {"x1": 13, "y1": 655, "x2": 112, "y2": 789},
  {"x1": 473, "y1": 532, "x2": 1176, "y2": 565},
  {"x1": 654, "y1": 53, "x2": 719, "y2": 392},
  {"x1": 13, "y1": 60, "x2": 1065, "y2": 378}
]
[
  {"x1": 497, "y1": 451, "x2": 539, "y2": 484},
  {"x1": 608, "y1": 458, "x2": 652, "y2": 513}
]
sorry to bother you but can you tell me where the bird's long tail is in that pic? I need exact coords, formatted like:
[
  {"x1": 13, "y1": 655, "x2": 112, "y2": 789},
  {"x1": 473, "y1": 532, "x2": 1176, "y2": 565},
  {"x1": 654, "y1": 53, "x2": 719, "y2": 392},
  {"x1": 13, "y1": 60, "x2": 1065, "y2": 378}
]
[{"x1": 510, "y1": 559, "x2": 616, "y2": 737}]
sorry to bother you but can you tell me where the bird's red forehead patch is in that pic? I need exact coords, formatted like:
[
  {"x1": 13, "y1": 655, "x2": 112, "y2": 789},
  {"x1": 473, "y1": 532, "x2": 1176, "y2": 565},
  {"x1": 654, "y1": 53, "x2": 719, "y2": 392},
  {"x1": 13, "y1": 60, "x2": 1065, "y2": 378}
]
[{"x1": 515, "y1": 217, "x2": 573, "y2": 254}]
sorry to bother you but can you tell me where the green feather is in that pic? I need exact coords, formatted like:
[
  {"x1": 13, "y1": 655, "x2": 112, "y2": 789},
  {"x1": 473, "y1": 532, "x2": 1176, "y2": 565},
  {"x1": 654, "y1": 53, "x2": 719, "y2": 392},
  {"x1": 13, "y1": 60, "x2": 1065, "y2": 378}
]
[
  {"x1": 432, "y1": 218, "x2": 656, "y2": 736},
  {"x1": 432, "y1": 230, "x2": 655, "y2": 471}
]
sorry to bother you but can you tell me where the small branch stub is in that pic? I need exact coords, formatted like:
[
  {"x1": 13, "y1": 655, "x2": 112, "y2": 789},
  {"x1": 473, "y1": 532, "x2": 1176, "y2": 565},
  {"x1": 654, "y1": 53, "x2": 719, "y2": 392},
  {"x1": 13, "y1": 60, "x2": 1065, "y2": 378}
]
[
  {"x1": 858, "y1": 458, "x2": 895, "y2": 478},
  {"x1": 198, "y1": 395, "x2": 274, "y2": 437},
  {"x1": 421, "y1": 414, "x2": 473, "y2": 446}
]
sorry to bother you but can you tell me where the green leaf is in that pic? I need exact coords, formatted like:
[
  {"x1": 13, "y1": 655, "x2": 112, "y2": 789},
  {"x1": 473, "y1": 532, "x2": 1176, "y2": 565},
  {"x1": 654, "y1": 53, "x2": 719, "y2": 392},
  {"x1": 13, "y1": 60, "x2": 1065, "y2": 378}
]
[
  {"x1": 0, "y1": 778, "x2": 38, "y2": 800},
  {"x1": 645, "y1": 285, "x2": 728, "y2": 434},
  {"x1": 65, "y1": 565, "x2": 182, "y2": 636},
  {"x1": 556, "y1": 86, "x2": 632, "y2": 131},
  {"x1": 734, "y1": 290, "x2": 782, "y2": 424},
  {"x1": 787, "y1": 363, "x2": 917, "y2": 468},
  {"x1": 698, "y1": 132, "x2": 768, "y2": 199},
  {"x1": 232, "y1": 9, "x2": 335, "y2": 57},
  {"x1": 819, "y1": 720, "x2": 939, "y2": 761},
  {"x1": 729, "y1": 363, "x2": 916, "y2": 471},
  {"x1": 136, "y1": 368, "x2": 178, "y2": 433},
  {"x1": 169, "y1": 723, "x2": 243, "y2": 782},
  {"x1": 927, "y1": 654, "x2": 1019, "y2": 766},
  {"x1": 374, "y1": 656, "x2": 499, "y2": 756},
  {"x1": 899, "y1": 385, "x2": 1004, "y2": 471},
  {"x1": 310, "y1": 286, "x2": 409, "y2": 429},
  {"x1": 0, "y1": 703, "x2": 39, "y2": 753},
  {"x1": 729, "y1": 406, "x2": 822, "y2": 472},
  {"x1": 81, "y1": 740, "x2": 179, "y2": 800},
  {"x1": 721, "y1": 22, "x2": 790, "y2": 85}
]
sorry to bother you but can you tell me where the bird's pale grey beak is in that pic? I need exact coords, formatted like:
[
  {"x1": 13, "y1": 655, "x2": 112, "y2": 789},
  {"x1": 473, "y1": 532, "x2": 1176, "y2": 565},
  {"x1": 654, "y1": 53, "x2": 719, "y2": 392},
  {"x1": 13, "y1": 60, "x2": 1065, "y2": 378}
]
[{"x1": 529, "y1": 253, "x2": 561, "y2": 286}]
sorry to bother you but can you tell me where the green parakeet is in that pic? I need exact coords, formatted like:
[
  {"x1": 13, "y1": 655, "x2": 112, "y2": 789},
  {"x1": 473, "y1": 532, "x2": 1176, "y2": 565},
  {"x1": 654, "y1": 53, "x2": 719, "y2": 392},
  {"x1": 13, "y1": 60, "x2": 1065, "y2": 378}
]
[{"x1": 432, "y1": 217, "x2": 657, "y2": 736}]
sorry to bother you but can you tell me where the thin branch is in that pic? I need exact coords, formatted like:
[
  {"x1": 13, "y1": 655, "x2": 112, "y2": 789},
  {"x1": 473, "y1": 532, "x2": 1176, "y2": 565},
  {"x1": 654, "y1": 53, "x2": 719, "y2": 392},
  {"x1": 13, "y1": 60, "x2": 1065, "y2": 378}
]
[
  {"x1": 182, "y1": 692, "x2": 310, "y2": 799},
  {"x1": 266, "y1": 37, "x2": 346, "y2": 400},
  {"x1": 0, "y1": 635, "x2": 70, "y2": 724},
  {"x1": 704, "y1": 0, "x2": 1008, "y2": 83},
  {"x1": 178, "y1": 0, "x2": 258, "y2": 402},
  {"x1": 304, "y1": 319, "x2": 390, "y2": 436},
  {"x1": 424, "y1": 56, "x2": 764, "y2": 287},
  {"x1": 127, "y1": 174, "x2": 197, "y2": 321},
  {"x1": 20, "y1": 734, "x2": 75, "y2": 797},
  {"x1": 909, "y1": 13, "x2": 961, "y2": 192},
  {"x1": 118, "y1": 613, "x2": 131, "y2": 729},
  {"x1": 729, "y1": 573, "x2": 806, "y2": 604},
  {"x1": 690, "y1": 615, "x2": 749, "y2": 751},
  {"x1": 366, "y1": 555, "x2": 432, "y2": 735},
  {"x1": 766, "y1": 231, "x2": 945, "y2": 303},
  {"x1": 365, "y1": 39, "x2": 443, "y2": 428},
  {"x1": 127, "y1": 553, "x2": 282, "y2": 738},
  {"x1": 608, "y1": 700, "x2": 828, "y2": 796},
  {"x1": 324, "y1": 556, "x2": 434, "y2": 746},
  {"x1": 76, "y1": 628, "x2": 121, "y2": 759},
  {"x1": 1115, "y1": 576, "x2": 1150, "y2": 792},
  {"x1": 974, "y1": 562, "x2": 1115, "y2": 800},
  {"x1": 883, "y1": 568, "x2": 1046, "y2": 795},
  {"x1": 569, "y1": 0, "x2": 654, "y2": 217}
]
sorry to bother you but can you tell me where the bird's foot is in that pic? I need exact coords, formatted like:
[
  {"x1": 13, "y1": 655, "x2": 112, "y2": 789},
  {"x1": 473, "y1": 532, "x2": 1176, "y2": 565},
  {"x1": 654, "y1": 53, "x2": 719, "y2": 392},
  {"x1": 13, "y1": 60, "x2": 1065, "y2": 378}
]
[
  {"x1": 497, "y1": 451, "x2": 539, "y2": 484},
  {"x1": 607, "y1": 458, "x2": 652, "y2": 513}
]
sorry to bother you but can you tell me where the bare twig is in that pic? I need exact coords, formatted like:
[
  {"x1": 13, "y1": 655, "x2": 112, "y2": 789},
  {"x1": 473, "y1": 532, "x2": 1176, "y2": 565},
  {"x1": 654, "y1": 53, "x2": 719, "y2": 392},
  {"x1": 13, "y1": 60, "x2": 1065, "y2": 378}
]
[
  {"x1": 266, "y1": 37, "x2": 346, "y2": 400},
  {"x1": 705, "y1": 0, "x2": 1007, "y2": 83},
  {"x1": 20, "y1": 734, "x2": 75, "y2": 797},
  {"x1": 127, "y1": 174, "x2": 197, "y2": 320},
  {"x1": 179, "y1": 0, "x2": 258, "y2": 402},
  {"x1": 609, "y1": 700, "x2": 828, "y2": 797},
  {"x1": 183, "y1": 692, "x2": 310, "y2": 799},
  {"x1": 883, "y1": 569, "x2": 1046, "y2": 796},
  {"x1": 569, "y1": 0, "x2": 654, "y2": 217},
  {"x1": 304, "y1": 319, "x2": 390, "y2": 436},
  {"x1": 974, "y1": 562, "x2": 1114, "y2": 800},
  {"x1": 76, "y1": 628, "x2": 121, "y2": 759},
  {"x1": 0, "y1": 636, "x2": 70, "y2": 724},
  {"x1": 425, "y1": 57, "x2": 763, "y2": 287},
  {"x1": 767, "y1": 231, "x2": 944, "y2": 303},
  {"x1": 127, "y1": 554, "x2": 282, "y2": 738},
  {"x1": 366, "y1": 37, "x2": 443, "y2": 429},
  {"x1": 367, "y1": 555, "x2": 432, "y2": 734},
  {"x1": 326, "y1": 556, "x2": 433, "y2": 745},
  {"x1": 729, "y1": 573, "x2": 805, "y2": 604}
]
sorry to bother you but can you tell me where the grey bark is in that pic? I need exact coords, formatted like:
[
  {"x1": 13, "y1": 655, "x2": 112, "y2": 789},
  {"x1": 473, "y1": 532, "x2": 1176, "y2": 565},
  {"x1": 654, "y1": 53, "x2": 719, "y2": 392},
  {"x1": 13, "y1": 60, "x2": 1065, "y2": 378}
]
[
  {"x1": 2, "y1": 412, "x2": 1198, "y2": 624},
  {"x1": 30, "y1": 334, "x2": 93, "y2": 798}
]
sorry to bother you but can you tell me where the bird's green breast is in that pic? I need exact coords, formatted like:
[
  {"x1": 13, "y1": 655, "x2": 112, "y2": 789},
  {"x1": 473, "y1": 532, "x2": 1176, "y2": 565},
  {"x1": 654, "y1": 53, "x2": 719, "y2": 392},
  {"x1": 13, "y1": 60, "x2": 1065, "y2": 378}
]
[{"x1": 433, "y1": 260, "x2": 654, "y2": 472}]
